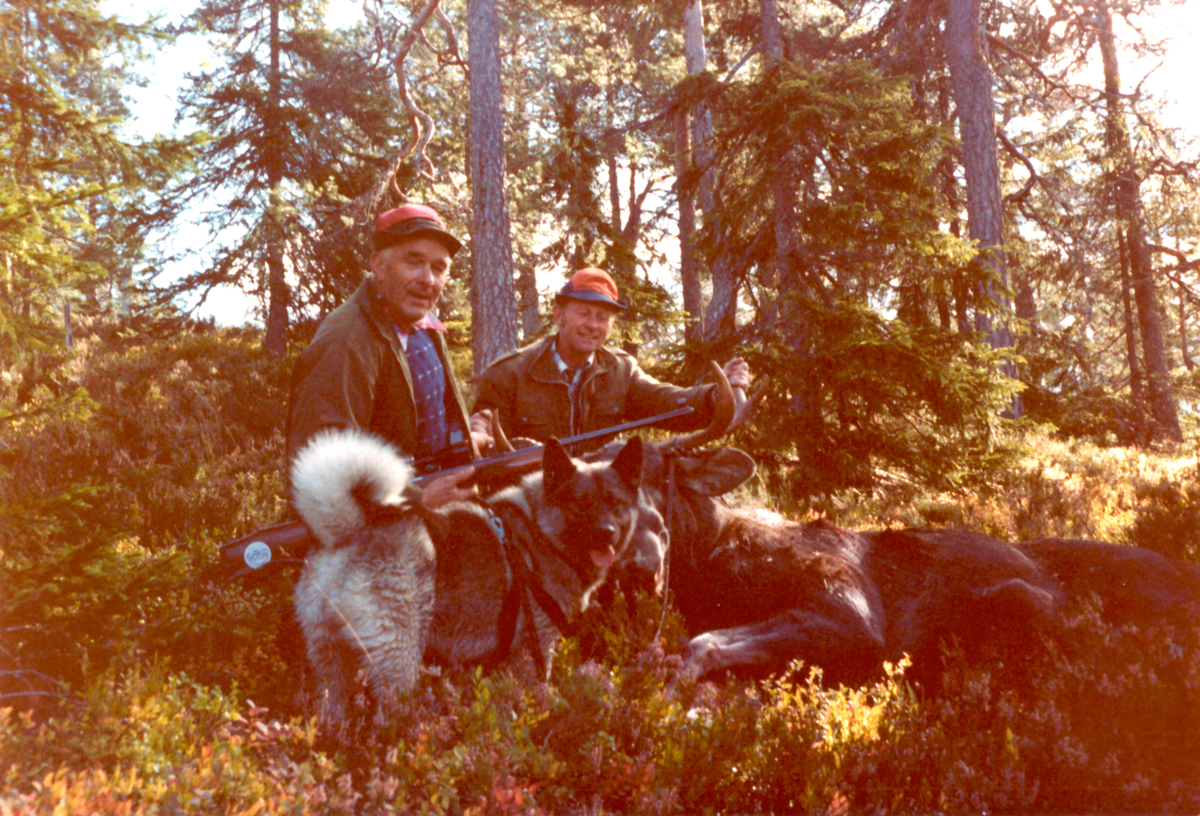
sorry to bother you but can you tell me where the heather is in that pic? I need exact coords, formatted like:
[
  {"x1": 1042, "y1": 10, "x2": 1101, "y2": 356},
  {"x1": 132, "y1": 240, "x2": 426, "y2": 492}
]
[{"x1": 3, "y1": 323, "x2": 1200, "y2": 814}]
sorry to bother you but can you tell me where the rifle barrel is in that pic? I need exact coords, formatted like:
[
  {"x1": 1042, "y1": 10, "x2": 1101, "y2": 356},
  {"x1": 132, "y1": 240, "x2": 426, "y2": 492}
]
[
  {"x1": 410, "y1": 404, "x2": 693, "y2": 487},
  {"x1": 218, "y1": 404, "x2": 695, "y2": 577}
]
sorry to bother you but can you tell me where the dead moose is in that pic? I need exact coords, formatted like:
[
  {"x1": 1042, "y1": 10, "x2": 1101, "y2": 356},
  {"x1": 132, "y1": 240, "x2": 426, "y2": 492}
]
[{"x1": 587, "y1": 368, "x2": 1200, "y2": 692}]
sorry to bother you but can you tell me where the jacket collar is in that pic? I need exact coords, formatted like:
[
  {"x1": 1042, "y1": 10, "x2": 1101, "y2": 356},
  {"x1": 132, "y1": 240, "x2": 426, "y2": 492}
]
[{"x1": 529, "y1": 334, "x2": 616, "y2": 383}]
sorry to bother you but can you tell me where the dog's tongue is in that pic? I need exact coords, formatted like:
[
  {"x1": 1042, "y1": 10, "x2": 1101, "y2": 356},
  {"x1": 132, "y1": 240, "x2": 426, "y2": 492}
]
[{"x1": 590, "y1": 547, "x2": 616, "y2": 569}]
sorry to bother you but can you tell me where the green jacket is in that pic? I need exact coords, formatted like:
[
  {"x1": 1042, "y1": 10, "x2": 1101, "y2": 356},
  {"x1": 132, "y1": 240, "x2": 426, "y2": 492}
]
[
  {"x1": 473, "y1": 335, "x2": 717, "y2": 452},
  {"x1": 287, "y1": 280, "x2": 471, "y2": 464}
]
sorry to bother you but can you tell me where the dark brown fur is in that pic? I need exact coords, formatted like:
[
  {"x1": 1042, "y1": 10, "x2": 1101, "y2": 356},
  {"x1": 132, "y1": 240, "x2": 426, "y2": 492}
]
[{"x1": 593, "y1": 440, "x2": 1200, "y2": 688}]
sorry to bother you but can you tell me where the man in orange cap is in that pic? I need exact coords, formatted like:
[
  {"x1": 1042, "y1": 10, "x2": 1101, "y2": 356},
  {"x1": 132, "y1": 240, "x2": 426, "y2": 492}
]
[
  {"x1": 473, "y1": 266, "x2": 751, "y2": 451},
  {"x1": 287, "y1": 203, "x2": 487, "y2": 508}
]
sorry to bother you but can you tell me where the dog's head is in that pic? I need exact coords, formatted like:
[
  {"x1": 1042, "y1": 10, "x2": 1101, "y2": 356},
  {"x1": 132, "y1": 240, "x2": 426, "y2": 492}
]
[{"x1": 539, "y1": 436, "x2": 644, "y2": 597}]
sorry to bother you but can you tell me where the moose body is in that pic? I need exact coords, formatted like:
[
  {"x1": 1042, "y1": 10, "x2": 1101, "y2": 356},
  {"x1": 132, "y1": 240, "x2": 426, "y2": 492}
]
[
  {"x1": 558, "y1": 366, "x2": 1199, "y2": 688},
  {"x1": 599, "y1": 437, "x2": 1200, "y2": 688},
  {"x1": 675, "y1": 517, "x2": 1200, "y2": 686}
]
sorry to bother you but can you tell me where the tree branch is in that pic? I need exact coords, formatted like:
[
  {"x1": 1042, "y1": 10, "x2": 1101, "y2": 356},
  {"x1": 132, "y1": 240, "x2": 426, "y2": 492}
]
[
  {"x1": 1150, "y1": 243, "x2": 1200, "y2": 274},
  {"x1": 997, "y1": 129, "x2": 1039, "y2": 204}
]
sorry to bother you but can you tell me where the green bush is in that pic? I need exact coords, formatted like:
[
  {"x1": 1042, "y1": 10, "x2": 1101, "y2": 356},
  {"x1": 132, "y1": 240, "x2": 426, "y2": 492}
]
[
  {"x1": 1, "y1": 323, "x2": 292, "y2": 705},
  {"x1": 1128, "y1": 478, "x2": 1200, "y2": 564},
  {"x1": 4, "y1": 321, "x2": 1200, "y2": 813}
]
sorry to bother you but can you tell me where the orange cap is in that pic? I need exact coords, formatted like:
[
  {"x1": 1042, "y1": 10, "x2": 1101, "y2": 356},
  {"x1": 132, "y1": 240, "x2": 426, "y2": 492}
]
[{"x1": 556, "y1": 267, "x2": 625, "y2": 310}]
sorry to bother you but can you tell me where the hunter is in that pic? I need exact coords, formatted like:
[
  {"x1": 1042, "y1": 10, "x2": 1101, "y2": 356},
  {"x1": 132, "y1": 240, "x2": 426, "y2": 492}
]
[
  {"x1": 287, "y1": 203, "x2": 491, "y2": 508},
  {"x1": 472, "y1": 266, "x2": 751, "y2": 453}
]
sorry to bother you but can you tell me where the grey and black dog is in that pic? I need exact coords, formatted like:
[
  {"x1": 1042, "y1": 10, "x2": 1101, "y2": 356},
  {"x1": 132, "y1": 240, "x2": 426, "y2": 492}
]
[{"x1": 290, "y1": 427, "x2": 644, "y2": 724}]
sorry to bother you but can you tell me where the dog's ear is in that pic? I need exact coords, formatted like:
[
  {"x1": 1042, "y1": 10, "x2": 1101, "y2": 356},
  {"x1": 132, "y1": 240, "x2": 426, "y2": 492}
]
[
  {"x1": 611, "y1": 436, "x2": 643, "y2": 490},
  {"x1": 542, "y1": 437, "x2": 577, "y2": 494}
]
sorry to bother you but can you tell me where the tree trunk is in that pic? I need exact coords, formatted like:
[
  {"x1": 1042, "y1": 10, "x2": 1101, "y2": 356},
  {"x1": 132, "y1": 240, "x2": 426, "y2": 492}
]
[
  {"x1": 761, "y1": 0, "x2": 783, "y2": 58},
  {"x1": 687, "y1": 0, "x2": 738, "y2": 344},
  {"x1": 943, "y1": 0, "x2": 1021, "y2": 417},
  {"x1": 468, "y1": 0, "x2": 518, "y2": 372},
  {"x1": 607, "y1": 160, "x2": 642, "y2": 285},
  {"x1": 675, "y1": 108, "x2": 703, "y2": 344},
  {"x1": 607, "y1": 81, "x2": 622, "y2": 236},
  {"x1": 263, "y1": 0, "x2": 289, "y2": 355},
  {"x1": 1098, "y1": 0, "x2": 1181, "y2": 441},
  {"x1": 1014, "y1": 275, "x2": 1037, "y2": 324},
  {"x1": 1181, "y1": 284, "x2": 1194, "y2": 371},
  {"x1": 516, "y1": 258, "x2": 539, "y2": 340},
  {"x1": 760, "y1": 0, "x2": 795, "y2": 334},
  {"x1": 757, "y1": 0, "x2": 823, "y2": 441},
  {"x1": 675, "y1": 0, "x2": 712, "y2": 346},
  {"x1": 1119, "y1": 230, "x2": 1147, "y2": 441},
  {"x1": 683, "y1": 0, "x2": 715, "y2": 213},
  {"x1": 702, "y1": 254, "x2": 740, "y2": 341}
]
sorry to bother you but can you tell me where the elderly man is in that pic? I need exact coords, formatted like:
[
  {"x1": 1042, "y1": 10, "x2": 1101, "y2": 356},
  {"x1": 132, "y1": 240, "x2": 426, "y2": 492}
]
[
  {"x1": 473, "y1": 266, "x2": 751, "y2": 451},
  {"x1": 287, "y1": 203, "x2": 485, "y2": 508}
]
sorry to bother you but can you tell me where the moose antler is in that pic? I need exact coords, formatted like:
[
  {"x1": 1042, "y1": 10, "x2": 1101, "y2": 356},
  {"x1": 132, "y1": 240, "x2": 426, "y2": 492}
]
[
  {"x1": 491, "y1": 408, "x2": 515, "y2": 453},
  {"x1": 663, "y1": 362, "x2": 735, "y2": 452},
  {"x1": 663, "y1": 362, "x2": 769, "y2": 453},
  {"x1": 729, "y1": 374, "x2": 769, "y2": 434},
  {"x1": 484, "y1": 408, "x2": 539, "y2": 453}
]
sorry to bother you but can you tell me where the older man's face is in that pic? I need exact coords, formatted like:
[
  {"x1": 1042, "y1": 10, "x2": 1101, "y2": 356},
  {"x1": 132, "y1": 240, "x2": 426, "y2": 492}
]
[{"x1": 369, "y1": 236, "x2": 452, "y2": 328}]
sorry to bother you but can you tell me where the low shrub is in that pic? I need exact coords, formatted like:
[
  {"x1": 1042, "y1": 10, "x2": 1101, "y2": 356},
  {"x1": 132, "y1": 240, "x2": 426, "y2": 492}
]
[
  {"x1": 4, "y1": 322, "x2": 1200, "y2": 813},
  {"x1": 1128, "y1": 478, "x2": 1200, "y2": 564}
]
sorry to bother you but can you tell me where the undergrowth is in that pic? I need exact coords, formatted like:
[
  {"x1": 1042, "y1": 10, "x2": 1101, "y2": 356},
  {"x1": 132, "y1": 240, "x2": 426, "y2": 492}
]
[{"x1": 3, "y1": 319, "x2": 1200, "y2": 813}]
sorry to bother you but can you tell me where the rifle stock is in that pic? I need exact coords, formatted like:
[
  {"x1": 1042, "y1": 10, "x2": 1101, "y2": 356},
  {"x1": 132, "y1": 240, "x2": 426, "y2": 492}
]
[
  {"x1": 219, "y1": 519, "x2": 315, "y2": 580},
  {"x1": 218, "y1": 405, "x2": 694, "y2": 579}
]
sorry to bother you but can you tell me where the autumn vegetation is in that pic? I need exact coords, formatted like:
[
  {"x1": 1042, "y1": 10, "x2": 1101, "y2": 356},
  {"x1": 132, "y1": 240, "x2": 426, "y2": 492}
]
[
  {"x1": 6, "y1": 0, "x2": 1200, "y2": 812},
  {"x1": 2, "y1": 318, "x2": 1200, "y2": 814}
]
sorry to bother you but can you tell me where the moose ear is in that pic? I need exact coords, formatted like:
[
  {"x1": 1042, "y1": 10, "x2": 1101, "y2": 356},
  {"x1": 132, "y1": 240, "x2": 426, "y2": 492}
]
[
  {"x1": 542, "y1": 438, "x2": 577, "y2": 494},
  {"x1": 610, "y1": 436, "x2": 643, "y2": 489},
  {"x1": 675, "y1": 447, "x2": 755, "y2": 496}
]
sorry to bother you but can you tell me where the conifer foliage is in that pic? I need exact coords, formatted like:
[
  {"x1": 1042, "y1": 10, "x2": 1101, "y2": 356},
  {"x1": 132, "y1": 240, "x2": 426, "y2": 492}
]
[
  {"x1": 171, "y1": 0, "x2": 404, "y2": 352},
  {"x1": 0, "y1": 0, "x2": 194, "y2": 361}
]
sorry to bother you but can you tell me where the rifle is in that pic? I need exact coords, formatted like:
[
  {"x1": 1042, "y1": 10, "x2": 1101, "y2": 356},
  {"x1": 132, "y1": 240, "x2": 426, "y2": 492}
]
[{"x1": 217, "y1": 405, "x2": 694, "y2": 580}]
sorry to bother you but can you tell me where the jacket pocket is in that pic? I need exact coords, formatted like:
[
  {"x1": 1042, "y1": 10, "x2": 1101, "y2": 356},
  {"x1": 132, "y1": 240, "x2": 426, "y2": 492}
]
[
  {"x1": 514, "y1": 388, "x2": 571, "y2": 441},
  {"x1": 589, "y1": 397, "x2": 624, "y2": 429}
]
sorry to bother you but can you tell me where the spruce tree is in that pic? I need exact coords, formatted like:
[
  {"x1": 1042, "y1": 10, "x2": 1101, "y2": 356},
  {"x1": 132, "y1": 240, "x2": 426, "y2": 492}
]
[
  {"x1": 173, "y1": 0, "x2": 403, "y2": 352},
  {"x1": 0, "y1": 0, "x2": 194, "y2": 361}
]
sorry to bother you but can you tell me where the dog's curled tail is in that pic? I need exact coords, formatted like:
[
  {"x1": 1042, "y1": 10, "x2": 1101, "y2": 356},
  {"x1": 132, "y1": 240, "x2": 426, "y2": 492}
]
[{"x1": 290, "y1": 428, "x2": 415, "y2": 547}]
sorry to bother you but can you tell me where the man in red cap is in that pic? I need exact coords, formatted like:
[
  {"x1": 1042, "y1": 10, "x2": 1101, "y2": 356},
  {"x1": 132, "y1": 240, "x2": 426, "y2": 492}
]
[
  {"x1": 473, "y1": 266, "x2": 751, "y2": 451},
  {"x1": 287, "y1": 203, "x2": 486, "y2": 508}
]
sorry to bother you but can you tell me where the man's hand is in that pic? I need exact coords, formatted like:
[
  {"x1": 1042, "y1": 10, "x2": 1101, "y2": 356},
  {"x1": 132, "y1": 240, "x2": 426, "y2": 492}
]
[
  {"x1": 420, "y1": 466, "x2": 477, "y2": 510},
  {"x1": 723, "y1": 357, "x2": 752, "y2": 392},
  {"x1": 468, "y1": 409, "x2": 495, "y2": 457}
]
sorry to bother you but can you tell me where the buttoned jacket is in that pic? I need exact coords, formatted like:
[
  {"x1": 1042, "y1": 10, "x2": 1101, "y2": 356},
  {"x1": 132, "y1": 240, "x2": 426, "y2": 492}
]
[
  {"x1": 287, "y1": 279, "x2": 471, "y2": 463},
  {"x1": 474, "y1": 335, "x2": 716, "y2": 452}
]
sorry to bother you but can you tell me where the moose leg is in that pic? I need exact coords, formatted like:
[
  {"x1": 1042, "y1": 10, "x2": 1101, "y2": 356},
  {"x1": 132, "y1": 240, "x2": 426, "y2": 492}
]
[{"x1": 683, "y1": 603, "x2": 886, "y2": 687}]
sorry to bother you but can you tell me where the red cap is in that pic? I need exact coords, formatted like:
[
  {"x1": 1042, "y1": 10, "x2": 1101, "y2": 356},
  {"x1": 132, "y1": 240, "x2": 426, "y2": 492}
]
[
  {"x1": 373, "y1": 204, "x2": 462, "y2": 255},
  {"x1": 556, "y1": 267, "x2": 625, "y2": 310}
]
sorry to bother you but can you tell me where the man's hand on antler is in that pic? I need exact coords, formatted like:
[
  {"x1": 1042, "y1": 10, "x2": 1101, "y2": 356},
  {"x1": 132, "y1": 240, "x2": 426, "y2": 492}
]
[
  {"x1": 723, "y1": 357, "x2": 752, "y2": 394},
  {"x1": 723, "y1": 357, "x2": 768, "y2": 433},
  {"x1": 469, "y1": 409, "x2": 495, "y2": 457}
]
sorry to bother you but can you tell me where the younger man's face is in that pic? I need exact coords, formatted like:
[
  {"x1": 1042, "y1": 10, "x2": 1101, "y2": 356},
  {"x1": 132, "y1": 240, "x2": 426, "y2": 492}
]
[{"x1": 553, "y1": 299, "x2": 617, "y2": 365}]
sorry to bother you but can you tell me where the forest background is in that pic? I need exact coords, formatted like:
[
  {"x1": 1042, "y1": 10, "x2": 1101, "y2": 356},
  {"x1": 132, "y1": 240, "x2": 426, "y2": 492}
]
[{"x1": 6, "y1": 0, "x2": 1200, "y2": 812}]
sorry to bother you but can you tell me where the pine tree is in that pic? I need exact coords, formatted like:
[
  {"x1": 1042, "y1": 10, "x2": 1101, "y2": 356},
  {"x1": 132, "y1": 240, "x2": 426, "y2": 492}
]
[{"x1": 467, "y1": 0, "x2": 517, "y2": 371}]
